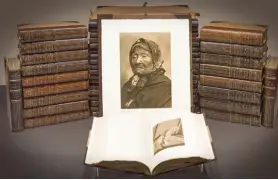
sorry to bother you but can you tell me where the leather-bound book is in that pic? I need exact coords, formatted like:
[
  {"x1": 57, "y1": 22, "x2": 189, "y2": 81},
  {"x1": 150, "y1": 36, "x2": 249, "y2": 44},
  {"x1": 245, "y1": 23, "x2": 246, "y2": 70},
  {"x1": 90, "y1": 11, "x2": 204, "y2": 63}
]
[
  {"x1": 200, "y1": 97, "x2": 261, "y2": 116},
  {"x1": 18, "y1": 38, "x2": 88, "y2": 55},
  {"x1": 19, "y1": 49, "x2": 88, "y2": 66},
  {"x1": 24, "y1": 110, "x2": 90, "y2": 129},
  {"x1": 200, "y1": 75, "x2": 262, "y2": 93},
  {"x1": 23, "y1": 100, "x2": 89, "y2": 119},
  {"x1": 200, "y1": 41, "x2": 267, "y2": 59},
  {"x1": 200, "y1": 21, "x2": 267, "y2": 46},
  {"x1": 22, "y1": 70, "x2": 88, "y2": 87},
  {"x1": 200, "y1": 64, "x2": 263, "y2": 81},
  {"x1": 24, "y1": 91, "x2": 89, "y2": 109},
  {"x1": 5, "y1": 57, "x2": 24, "y2": 132},
  {"x1": 202, "y1": 108, "x2": 261, "y2": 126},
  {"x1": 200, "y1": 53, "x2": 266, "y2": 70},
  {"x1": 17, "y1": 21, "x2": 88, "y2": 43},
  {"x1": 199, "y1": 85, "x2": 261, "y2": 104},
  {"x1": 23, "y1": 81, "x2": 89, "y2": 98},
  {"x1": 262, "y1": 55, "x2": 278, "y2": 128},
  {"x1": 21, "y1": 60, "x2": 88, "y2": 77}
]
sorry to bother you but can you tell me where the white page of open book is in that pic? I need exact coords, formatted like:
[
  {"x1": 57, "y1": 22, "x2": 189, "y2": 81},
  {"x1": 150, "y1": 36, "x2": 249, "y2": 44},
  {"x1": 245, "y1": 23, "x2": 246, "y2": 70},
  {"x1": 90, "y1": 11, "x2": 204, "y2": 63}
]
[{"x1": 85, "y1": 110, "x2": 215, "y2": 172}]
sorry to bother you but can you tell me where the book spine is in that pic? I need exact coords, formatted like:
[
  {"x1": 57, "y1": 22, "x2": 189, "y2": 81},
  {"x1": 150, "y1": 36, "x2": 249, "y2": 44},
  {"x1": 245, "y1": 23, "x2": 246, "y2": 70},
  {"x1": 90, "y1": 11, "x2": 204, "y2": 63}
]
[
  {"x1": 202, "y1": 108, "x2": 261, "y2": 126},
  {"x1": 18, "y1": 27, "x2": 88, "y2": 43},
  {"x1": 5, "y1": 60, "x2": 24, "y2": 132},
  {"x1": 23, "y1": 100, "x2": 89, "y2": 119},
  {"x1": 21, "y1": 60, "x2": 89, "y2": 77},
  {"x1": 200, "y1": 64, "x2": 263, "y2": 81},
  {"x1": 22, "y1": 70, "x2": 88, "y2": 87},
  {"x1": 200, "y1": 28, "x2": 265, "y2": 46},
  {"x1": 200, "y1": 97, "x2": 261, "y2": 116},
  {"x1": 18, "y1": 38, "x2": 88, "y2": 55},
  {"x1": 200, "y1": 75, "x2": 262, "y2": 93},
  {"x1": 20, "y1": 49, "x2": 88, "y2": 66},
  {"x1": 88, "y1": 19, "x2": 102, "y2": 117},
  {"x1": 200, "y1": 53, "x2": 266, "y2": 70},
  {"x1": 199, "y1": 85, "x2": 261, "y2": 104},
  {"x1": 200, "y1": 41, "x2": 267, "y2": 58},
  {"x1": 191, "y1": 18, "x2": 201, "y2": 114},
  {"x1": 23, "y1": 81, "x2": 89, "y2": 98},
  {"x1": 262, "y1": 62, "x2": 278, "y2": 127},
  {"x1": 24, "y1": 110, "x2": 90, "y2": 129},
  {"x1": 24, "y1": 90, "x2": 89, "y2": 108}
]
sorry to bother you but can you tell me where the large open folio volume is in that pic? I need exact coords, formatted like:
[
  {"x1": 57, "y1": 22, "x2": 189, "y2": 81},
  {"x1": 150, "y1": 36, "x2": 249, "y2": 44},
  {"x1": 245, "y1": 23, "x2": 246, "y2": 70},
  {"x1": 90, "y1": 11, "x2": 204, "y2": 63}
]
[
  {"x1": 85, "y1": 111, "x2": 215, "y2": 176},
  {"x1": 88, "y1": 5, "x2": 201, "y2": 117}
]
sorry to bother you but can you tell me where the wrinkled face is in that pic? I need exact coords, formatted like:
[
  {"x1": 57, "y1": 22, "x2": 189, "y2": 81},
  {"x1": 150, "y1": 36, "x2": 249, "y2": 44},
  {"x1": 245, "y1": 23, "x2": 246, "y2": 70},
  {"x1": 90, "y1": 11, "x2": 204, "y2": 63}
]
[{"x1": 130, "y1": 47, "x2": 154, "y2": 76}]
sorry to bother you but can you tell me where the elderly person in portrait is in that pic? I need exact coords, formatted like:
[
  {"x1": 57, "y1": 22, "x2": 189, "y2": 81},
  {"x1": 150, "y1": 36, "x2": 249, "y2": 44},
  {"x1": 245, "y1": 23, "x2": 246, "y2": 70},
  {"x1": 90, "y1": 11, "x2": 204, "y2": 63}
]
[{"x1": 121, "y1": 38, "x2": 172, "y2": 109}]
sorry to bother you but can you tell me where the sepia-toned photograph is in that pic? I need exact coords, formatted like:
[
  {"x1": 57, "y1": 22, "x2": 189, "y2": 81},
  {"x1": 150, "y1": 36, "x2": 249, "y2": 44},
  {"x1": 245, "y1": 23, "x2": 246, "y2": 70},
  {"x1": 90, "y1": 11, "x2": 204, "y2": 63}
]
[
  {"x1": 120, "y1": 32, "x2": 172, "y2": 109},
  {"x1": 153, "y1": 118, "x2": 185, "y2": 155}
]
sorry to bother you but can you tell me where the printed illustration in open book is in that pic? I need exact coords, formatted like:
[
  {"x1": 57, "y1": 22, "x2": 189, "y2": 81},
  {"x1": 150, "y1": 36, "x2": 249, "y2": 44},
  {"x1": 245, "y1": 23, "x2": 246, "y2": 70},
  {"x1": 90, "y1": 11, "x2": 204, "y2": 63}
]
[{"x1": 85, "y1": 111, "x2": 215, "y2": 176}]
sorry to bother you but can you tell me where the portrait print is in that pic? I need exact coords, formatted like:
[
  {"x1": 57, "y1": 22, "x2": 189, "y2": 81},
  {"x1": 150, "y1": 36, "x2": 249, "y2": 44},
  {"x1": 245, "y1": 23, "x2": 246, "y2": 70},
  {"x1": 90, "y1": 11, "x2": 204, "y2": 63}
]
[
  {"x1": 153, "y1": 118, "x2": 185, "y2": 155},
  {"x1": 120, "y1": 33, "x2": 172, "y2": 109}
]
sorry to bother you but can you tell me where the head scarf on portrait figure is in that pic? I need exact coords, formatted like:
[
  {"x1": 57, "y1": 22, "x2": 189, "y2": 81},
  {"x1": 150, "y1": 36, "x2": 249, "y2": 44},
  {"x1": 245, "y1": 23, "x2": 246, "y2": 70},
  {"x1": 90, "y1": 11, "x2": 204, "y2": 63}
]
[{"x1": 121, "y1": 37, "x2": 172, "y2": 109}]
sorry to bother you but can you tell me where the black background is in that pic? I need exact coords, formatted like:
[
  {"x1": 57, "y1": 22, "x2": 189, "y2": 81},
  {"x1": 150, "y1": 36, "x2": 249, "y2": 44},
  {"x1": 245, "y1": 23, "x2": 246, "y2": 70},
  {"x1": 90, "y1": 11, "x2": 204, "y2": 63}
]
[{"x1": 1, "y1": 0, "x2": 278, "y2": 178}]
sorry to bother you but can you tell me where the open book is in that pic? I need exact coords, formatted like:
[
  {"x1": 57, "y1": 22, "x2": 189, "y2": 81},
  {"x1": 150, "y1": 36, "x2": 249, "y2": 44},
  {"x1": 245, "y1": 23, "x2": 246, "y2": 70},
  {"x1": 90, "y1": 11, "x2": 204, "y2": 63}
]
[{"x1": 85, "y1": 111, "x2": 215, "y2": 176}]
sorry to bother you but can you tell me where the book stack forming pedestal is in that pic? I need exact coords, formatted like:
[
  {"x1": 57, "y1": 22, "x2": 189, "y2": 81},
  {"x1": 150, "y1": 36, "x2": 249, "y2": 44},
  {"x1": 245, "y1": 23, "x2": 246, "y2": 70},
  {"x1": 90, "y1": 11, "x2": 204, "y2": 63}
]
[
  {"x1": 191, "y1": 13, "x2": 201, "y2": 114},
  {"x1": 6, "y1": 21, "x2": 91, "y2": 132},
  {"x1": 199, "y1": 21, "x2": 276, "y2": 127},
  {"x1": 88, "y1": 19, "x2": 102, "y2": 117}
]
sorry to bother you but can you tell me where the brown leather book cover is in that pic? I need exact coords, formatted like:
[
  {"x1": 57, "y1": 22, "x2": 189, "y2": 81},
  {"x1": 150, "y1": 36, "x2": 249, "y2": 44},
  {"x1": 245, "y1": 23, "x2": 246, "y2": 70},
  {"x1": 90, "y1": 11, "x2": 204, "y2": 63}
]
[
  {"x1": 200, "y1": 64, "x2": 263, "y2": 82},
  {"x1": 201, "y1": 41, "x2": 267, "y2": 59},
  {"x1": 23, "y1": 81, "x2": 89, "y2": 98},
  {"x1": 200, "y1": 21, "x2": 267, "y2": 46},
  {"x1": 23, "y1": 100, "x2": 89, "y2": 119},
  {"x1": 22, "y1": 70, "x2": 88, "y2": 87},
  {"x1": 200, "y1": 52, "x2": 266, "y2": 70},
  {"x1": 24, "y1": 110, "x2": 90, "y2": 129},
  {"x1": 24, "y1": 90, "x2": 89, "y2": 109},
  {"x1": 262, "y1": 55, "x2": 278, "y2": 128},
  {"x1": 4, "y1": 57, "x2": 24, "y2": 132},
  {"x1": 18, "y1": 21, "x2": 87, "y2": 43},
  {"x1": 203, "y1": 108, "x2": 261, "y2": 126},
  {"x1": 199, "y1": 85, "x2": 261, "y2": 104},
  {"x1": 200, "y1": 75, "x2": 262, "y2": 93},
  {"x1": 200, "y1": 97, "x2": 261, "y2": 116},
  {"x1": 19, "y1": 49, "x2": 88, "y2": 66},
  {"x1": 18, "y1": 38, "x2": 88, "y2": 55},
  {"x1": 21, "y1": 60, "x2": 88, "y2": 77}
]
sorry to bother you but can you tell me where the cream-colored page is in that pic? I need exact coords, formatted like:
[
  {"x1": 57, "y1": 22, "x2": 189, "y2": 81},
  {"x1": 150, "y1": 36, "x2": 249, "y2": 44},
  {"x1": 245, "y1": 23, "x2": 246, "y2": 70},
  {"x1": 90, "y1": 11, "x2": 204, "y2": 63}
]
[
  {"x1": 100, "y1": 112, "x2": 151, "y2": 164},
  {"x1": 147, "y1": 111, "x2": 215, "y2": 172}
]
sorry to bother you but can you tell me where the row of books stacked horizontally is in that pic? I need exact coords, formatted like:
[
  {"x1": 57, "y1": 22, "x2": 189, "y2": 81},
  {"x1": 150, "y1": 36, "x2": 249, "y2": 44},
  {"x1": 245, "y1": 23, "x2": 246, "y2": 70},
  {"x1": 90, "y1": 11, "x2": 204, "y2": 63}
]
[
  {"x1": 190, "y1": 12, "x2": 201, "y2": 114},
  {"x1": 199, "y1": 21, "x2": 278, "y2": 127},
  {"x1": 5, "y1": 21, "x2": 91, "y2": 132}
]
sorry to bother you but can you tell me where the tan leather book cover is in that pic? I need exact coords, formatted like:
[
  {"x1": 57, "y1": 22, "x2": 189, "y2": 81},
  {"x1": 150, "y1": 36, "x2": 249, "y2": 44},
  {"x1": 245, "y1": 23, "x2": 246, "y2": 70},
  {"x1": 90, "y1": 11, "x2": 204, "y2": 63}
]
[
  {"x1": 200, "y1": 97, "x2": 261, "y2": 116},
  {"x1": 24, "y1": 110, "x2": 90, "y2": 129},
  {"x1": 200, "y1": 21, "x2": 267, "y2": 46},
  {"x1": 22, "y1": 71, "x2": 88, "y2": 87}
]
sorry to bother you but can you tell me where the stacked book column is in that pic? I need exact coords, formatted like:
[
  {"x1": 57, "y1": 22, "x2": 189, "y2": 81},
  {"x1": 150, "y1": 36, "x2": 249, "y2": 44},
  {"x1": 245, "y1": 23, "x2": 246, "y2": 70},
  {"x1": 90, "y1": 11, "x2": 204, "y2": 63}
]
[
  {"x1": 191, "y1": 13, "x2": 201, "y2": 114},
  {"x1": 88, "y1": 19, "x2": 102, "y2": 117},
  {"x1": 199, "y1": 21, "x2": 269, "y2": 126},
  {"x1": 12, "y1": 22, "x2": 91, "y2": 131}
]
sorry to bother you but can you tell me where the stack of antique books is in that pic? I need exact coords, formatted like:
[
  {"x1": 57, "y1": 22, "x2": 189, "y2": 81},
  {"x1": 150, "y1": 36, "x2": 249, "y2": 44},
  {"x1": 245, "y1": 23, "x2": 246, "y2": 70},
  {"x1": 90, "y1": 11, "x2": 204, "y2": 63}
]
[
  {"x1": 6, "y1": 21, "x2": 91, "y2": 132},
  {"x1": 191, "y1": 13, "x2": 201, "y2": 114},
  {"x1": 88, "y1": 19, "x2": 101, "y2": 117},
  {"x1": 199, "y1": 21, "x2": 274, "y2": 127}
]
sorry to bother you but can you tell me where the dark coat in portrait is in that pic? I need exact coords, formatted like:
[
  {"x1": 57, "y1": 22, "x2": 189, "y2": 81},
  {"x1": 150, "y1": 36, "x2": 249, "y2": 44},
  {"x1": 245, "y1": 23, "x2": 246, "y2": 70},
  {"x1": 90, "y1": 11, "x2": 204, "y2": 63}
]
[{"x1": 121, "y1": 38, "x2": 172, "y2": 109}]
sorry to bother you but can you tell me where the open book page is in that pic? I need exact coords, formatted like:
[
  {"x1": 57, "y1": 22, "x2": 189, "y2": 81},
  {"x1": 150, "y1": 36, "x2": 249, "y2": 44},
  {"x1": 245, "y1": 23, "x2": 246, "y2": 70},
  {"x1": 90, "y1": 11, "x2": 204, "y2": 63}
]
[
  {"x1": 147, "y1": 112, "x2": 215, "y2": 172},
  {"x1": 85, "y1": 113, "x2": 151, "y2": 166}
]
